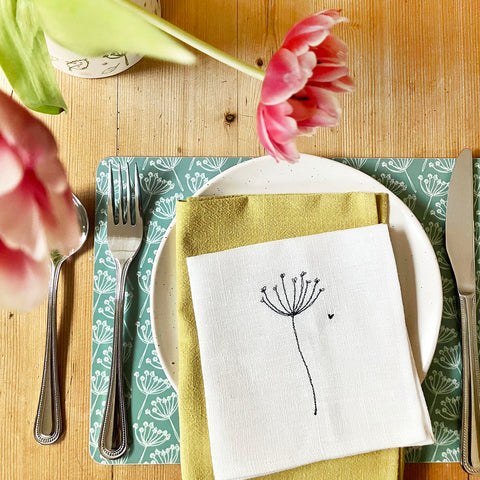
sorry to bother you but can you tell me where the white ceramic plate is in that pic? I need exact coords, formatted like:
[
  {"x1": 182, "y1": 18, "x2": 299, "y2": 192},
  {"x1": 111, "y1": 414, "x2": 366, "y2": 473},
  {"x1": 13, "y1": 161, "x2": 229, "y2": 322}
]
[{"x1": 150, "y1": 154, "x2": 443, "y2": 390}]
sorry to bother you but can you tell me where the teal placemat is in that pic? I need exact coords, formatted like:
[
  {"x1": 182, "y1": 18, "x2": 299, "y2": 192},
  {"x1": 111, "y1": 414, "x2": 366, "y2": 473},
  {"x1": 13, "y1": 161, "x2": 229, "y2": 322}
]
[{"x1": 91, "y1": 156, "x2": 476, "y2": 464}]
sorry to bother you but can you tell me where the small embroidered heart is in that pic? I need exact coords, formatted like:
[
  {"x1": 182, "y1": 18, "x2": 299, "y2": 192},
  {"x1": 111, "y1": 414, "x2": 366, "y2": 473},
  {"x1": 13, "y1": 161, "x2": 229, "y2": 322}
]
[{"x1": 328, "y1": 314, "x2": 334, "y2": 319}]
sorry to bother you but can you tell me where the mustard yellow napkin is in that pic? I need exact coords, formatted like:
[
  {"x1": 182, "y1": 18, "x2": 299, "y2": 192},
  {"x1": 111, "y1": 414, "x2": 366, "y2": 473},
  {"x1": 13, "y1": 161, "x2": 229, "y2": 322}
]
[{"x1": 176, "y1": 192, "x2": 404, "y2": 480}]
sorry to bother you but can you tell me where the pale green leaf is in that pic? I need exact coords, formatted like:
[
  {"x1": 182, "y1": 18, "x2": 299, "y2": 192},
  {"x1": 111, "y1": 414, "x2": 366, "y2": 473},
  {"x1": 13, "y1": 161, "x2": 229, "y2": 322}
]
[
  {"x1": 34, "y1": 0, "x2": 196, "y2": 65},
  {"x1": 0, "y1": 0, "x2": 67, "y2": 114}
]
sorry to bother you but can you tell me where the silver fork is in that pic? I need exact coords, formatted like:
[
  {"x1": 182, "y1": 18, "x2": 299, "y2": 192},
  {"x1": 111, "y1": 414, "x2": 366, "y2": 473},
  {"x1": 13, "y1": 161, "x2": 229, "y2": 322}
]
[{"x1": 98, "y1": 162, "x2": 144, "y2": 460}]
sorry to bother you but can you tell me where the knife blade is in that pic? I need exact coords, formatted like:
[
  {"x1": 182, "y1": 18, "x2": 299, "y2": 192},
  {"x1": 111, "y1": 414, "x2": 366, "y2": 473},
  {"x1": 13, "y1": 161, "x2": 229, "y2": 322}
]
[
  {"x1": 445, "y1": 148, "x2": 480, "y2": 474},
  {"x1": 446, "y1": 149, "x2": 475, "y2": 294}
]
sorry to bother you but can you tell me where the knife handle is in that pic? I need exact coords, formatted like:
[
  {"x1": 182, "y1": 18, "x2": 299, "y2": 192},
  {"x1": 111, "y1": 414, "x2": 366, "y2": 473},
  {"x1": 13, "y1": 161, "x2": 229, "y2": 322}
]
[{"x1": 459, "y1": 293, "x2": 480, "y2": 474}]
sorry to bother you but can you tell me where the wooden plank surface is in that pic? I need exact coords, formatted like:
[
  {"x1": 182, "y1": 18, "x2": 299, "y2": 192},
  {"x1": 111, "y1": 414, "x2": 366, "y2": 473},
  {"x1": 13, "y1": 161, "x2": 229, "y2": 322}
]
[{"x1": 1, "y1": 0, "x2": 479, "y2": 478}]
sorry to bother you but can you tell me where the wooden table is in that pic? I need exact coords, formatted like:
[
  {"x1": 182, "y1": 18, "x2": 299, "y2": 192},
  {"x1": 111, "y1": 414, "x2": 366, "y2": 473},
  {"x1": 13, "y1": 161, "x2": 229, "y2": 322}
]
[{"x1": 0, "y1": 0, "x2": 478, "y2": 478}]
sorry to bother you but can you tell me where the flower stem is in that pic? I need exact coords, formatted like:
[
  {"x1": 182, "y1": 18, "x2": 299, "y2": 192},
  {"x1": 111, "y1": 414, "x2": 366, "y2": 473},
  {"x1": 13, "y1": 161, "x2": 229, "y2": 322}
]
[
  {"x1": 138, "y1": 394, "x2": 149, "y2": 419},
  {"x1": 139, "y1": 446, "x2": 147, "y2": 463},
  {"x1": 169, "y1": 417, "x2": 180, "y2": 442},
  {"x1": 140, "y1": 294, "x2": 149, "y2": 317},
  {"x1": 423, "y1": 196, "x2": 433, "y2": 220},
  {"x1": 117, "y1": 0, "x2": 265, "y2": 81},
  {"x1": 90, "y1": 394, "x2": 99, "y2": 414},
  {"x1": 138, "y1": 342, "x2": 149, "y2": 369},
  {"x1": 430, "y1": 443, "x2": 439, "y2": 462},
  {"x1": 93, "y1": 342, "x2": 101, "y2": 359},
  {"x1": 404, "y1": 170, "x2": 417, "y2": 193}
]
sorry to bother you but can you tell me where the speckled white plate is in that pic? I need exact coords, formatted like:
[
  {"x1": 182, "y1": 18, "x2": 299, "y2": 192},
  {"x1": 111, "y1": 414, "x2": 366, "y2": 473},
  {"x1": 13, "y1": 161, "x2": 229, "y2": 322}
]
[{"x1": 150, "y1": 154, "x2": 443, "y2": 391}]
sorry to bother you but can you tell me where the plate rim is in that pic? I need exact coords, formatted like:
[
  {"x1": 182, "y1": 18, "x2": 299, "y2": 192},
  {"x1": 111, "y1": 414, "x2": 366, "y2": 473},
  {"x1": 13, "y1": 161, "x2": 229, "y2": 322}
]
[{"x1": 150, "y1": 154, "x2": 443, "y2": 390}]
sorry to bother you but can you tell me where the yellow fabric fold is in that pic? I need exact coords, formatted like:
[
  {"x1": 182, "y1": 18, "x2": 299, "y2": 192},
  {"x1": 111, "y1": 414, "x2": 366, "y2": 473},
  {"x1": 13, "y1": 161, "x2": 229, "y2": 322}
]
[{"x1": 176, "y1": 192, "x2": 402, "y2": 480}]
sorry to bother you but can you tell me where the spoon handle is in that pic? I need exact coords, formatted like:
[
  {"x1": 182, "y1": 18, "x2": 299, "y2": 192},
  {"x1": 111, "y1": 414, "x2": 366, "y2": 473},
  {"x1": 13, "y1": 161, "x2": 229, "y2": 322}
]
[{"x1": 34, "y1": 260, "x2": 63, "y2": 444}]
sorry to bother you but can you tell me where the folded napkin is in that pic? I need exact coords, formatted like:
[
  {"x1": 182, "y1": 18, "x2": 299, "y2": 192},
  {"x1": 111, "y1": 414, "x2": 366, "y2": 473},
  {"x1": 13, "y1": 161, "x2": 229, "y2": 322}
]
[
  {"x1": 187, "y1": 223, "x2": 434, "y2": 480},
  {"x1": 176, "y1": 193, "x2": 423, "y2": 480}
]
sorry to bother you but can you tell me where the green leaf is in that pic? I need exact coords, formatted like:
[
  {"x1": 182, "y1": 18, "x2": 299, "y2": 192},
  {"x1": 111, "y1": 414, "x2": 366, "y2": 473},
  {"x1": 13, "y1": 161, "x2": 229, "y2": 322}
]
[
  {"x1": 34, "y1": 0, "x2": 196, "y2": 65},
  {"x1": 0, "y1": 0, "x2": 67, "y2": 114}
]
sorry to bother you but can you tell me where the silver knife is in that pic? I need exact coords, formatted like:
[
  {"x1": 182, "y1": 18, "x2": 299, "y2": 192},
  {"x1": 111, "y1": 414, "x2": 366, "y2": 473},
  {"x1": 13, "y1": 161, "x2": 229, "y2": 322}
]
[{"x1": 445, "y1": 148, "x2": 480, "y2": 474}]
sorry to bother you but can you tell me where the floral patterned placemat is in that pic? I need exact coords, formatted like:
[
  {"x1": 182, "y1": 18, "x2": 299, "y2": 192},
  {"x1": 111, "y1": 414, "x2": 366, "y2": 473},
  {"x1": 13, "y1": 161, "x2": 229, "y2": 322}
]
[{"x1": 91, "y1": 156, "x2": 475, "y2": 464}]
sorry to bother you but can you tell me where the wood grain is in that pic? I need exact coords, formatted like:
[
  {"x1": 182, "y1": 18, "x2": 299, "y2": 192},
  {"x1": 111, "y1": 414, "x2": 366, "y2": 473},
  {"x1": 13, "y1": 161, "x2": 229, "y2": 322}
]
[
  {"x1": 405, "y1": 463, "x2": 469, "y2": 480},
  {"x1": 1, "y1": 0, "x2": 479, "y2": 478}
]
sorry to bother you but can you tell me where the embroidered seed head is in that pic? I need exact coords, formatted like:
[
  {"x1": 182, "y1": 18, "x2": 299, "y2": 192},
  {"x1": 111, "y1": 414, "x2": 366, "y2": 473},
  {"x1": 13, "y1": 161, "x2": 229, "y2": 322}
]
[{"x1": 260, "y1": 272, "x2": 324, "y2": 317}]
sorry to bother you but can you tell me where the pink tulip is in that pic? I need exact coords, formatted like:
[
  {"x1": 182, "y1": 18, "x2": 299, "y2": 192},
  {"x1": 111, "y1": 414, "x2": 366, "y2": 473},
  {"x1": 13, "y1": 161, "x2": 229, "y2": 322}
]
[
  {"x1": 0, "y1": 91, "x2": 80, "y2": 311},
  {"x1": 257, "y1": 10, "x2": 355, "y2": 163}
]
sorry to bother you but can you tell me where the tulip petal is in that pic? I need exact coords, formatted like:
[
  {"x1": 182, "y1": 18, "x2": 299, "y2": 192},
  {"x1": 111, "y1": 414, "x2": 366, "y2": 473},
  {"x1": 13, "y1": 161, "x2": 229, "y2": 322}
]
[
  {"x1": 281, "y1": 10, "x2": 344, "y2": 55},
  {"x1": 319, "y1": 75, "x2": 356, "y2": 93},
  {"x1": 297, "y1": 51, "x2": 317, "y2": 79},
  {"x1": 43, "y1": 190, "x2": 80, "y2": 255},
  {"x1": 320, "y1": 9, "x2": 345, "y2": 21},
  {"x1": 262, "y1": 103, "x2": 297, "y2": 144},
  {"x1": 311, "y1": 65, "x2": 349, "y2": 83},
  {"x1": 291, "y1": 86, "x2": 342, "y2": 129},
  {"x1": 273, "y1": 140, "x2": 300, "y2": 164},
  {"x1": 257, "y1": 104, "x2": 279, "y2": 159},
  {"x1": 257, "y1": 103, "x2": 300, "y2": 163},
  {"x1": 0, "y1": 90, "x2": 59, "y2": 170},
  {"x1": 0, "y1": 175, "x2": 49, "y2": 261},
  {"x1": 311, "y1": 34, "x2": 349, "y2": 65},
  {"x1": 0, "y1": 90, "x2": 72, "y2": 198},
  {"x1": 0, "y1": 239, "x2": 50, "y2": 311},
  {"x1": 261, "y1": 49, "x2": 315, "y2": 105},
  {"x1": 34, "y1": 152, "x2": 70, "y2": 194},
  {"x1": 0, "y1": 135, "x2": 24, "y2": 195},
  {"x1": 288, "y1": 98, "x2": 317, "y2": 123}
]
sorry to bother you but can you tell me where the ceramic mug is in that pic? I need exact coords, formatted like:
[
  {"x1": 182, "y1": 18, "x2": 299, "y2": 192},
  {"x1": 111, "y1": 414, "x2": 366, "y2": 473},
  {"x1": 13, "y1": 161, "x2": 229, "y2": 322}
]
[{"x1": 46, "y1": 37, "x2": 144, "y2": 78}]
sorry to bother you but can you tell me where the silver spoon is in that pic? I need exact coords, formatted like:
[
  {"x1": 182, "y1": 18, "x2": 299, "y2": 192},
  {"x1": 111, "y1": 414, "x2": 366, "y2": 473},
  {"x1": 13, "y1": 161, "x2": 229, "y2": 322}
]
[{"x1": 34, "y1": 194, "x2": 89, "y2": 445}]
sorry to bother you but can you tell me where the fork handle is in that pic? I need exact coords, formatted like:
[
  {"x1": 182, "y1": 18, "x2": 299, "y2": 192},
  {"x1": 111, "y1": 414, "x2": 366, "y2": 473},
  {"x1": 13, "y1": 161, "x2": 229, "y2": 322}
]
[
  {"x1": 34, "y1": 260, "x2": 64, "y2": 444},
  {"x1": 99, "y1": 260, "x2": 130, "y2": 460}
]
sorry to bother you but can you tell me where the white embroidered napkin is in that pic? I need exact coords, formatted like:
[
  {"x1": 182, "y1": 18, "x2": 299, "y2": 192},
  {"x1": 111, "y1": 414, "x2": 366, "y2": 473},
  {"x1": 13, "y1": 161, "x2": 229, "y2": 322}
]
[{"x1": 187, "y1": 224, "x2": 434, "y2": 480}]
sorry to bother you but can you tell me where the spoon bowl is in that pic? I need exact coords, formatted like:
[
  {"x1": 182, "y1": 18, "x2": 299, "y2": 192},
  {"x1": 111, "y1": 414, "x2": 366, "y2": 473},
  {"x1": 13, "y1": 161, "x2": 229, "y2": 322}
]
[
  {"x1": 71, "y1": 194, "x2": 89, "y2": 254},
  {"x1": 50, "y1": 195, "x2": 89, "y2": 265}
]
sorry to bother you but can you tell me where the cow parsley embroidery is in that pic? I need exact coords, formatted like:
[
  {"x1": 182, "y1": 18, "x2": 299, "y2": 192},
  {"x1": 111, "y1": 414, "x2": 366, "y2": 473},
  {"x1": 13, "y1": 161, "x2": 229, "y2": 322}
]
[{"x1": 260, "y1": 272, "x2": 324, "y2": 415}]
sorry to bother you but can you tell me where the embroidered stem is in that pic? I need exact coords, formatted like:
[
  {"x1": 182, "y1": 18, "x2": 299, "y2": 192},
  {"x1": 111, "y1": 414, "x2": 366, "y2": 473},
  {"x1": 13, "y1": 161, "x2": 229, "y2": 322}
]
[
  {"x1": 292, "y1": 278, "x2": 297, "y2": 309},
  {"x1": 291, "y1": 315, "x2": 317, "y2": 415},
  {"x1": 273, "y1": 286, "x2": 288, "y2": 313},
  {"x1": 298, "y1": 287, "x2": 325, "y2": 315},
  {"x1": 281, "y1": 274, "x2": 292, "y2": 311},
  {"x1": 296, "y1": 279, "x2": 310, "y2": 311}
]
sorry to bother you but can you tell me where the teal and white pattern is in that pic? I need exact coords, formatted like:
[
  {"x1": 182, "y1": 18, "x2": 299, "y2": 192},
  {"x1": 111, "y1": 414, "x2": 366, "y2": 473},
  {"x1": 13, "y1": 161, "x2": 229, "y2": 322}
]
[{"x1": 91, "y1": 156, "x2": 477, "y2": 464}]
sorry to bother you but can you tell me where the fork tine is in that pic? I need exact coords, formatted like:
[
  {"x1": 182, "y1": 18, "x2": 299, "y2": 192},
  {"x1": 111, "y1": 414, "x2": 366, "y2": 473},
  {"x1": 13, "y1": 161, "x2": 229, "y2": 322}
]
[
  {"x1": 117, "y1": 164, "x2": 125, "y2": 225},
  {"x1": 126, "y1": 163, "x2": 132, "y2": 225},
  {"x1": 108, "y1": 162, "x2": 116, "y2": 224},
  {"x1": 134, "y1": 164, "x2": 142, "y2": 225}
]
